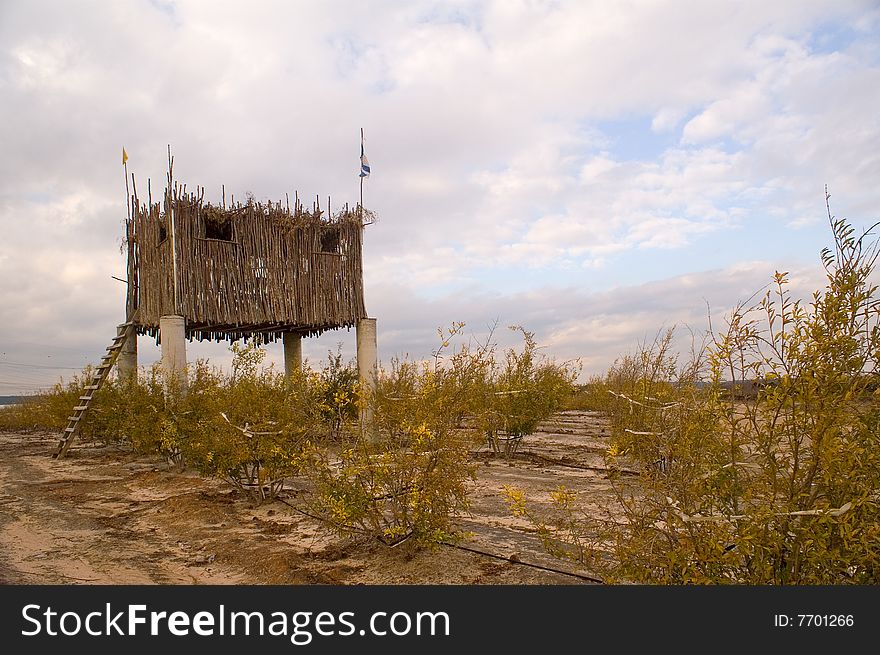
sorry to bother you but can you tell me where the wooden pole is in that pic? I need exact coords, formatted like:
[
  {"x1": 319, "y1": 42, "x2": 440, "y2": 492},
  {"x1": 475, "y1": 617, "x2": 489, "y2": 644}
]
[
  {"x1": 123, "y1": 158, "x2": 130, "y2": 222},
  {"x1": 120, "y1": 148, "x2": 138, "y2": 378},
  {"x1": 122, "y1": 148, "x2": 133, "y2": 320},
  {"x1": 167, "y1": 144, "x2": 179, "y2": 314}
]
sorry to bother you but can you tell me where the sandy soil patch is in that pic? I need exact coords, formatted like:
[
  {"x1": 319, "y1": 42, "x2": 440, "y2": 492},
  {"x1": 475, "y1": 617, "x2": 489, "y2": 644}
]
[{"x1": 0, "y1": 411, "x2": 617, "y2": 585}]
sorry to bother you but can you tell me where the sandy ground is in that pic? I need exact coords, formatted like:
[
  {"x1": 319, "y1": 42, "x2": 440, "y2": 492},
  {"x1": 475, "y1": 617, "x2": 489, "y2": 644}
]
[{"x1": 0, "y1": 410, "x2": 619, "y2": 585}]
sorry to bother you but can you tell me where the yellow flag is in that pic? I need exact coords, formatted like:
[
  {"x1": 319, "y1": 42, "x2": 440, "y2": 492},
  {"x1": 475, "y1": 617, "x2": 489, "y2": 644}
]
[{"x1": 122, "y1": 147, "x2": 128, "y2": 166}]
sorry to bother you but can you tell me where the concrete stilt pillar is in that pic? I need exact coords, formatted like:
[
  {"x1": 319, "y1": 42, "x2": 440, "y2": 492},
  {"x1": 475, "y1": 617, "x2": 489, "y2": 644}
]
[
  {"x1": 283, "y1": 332, "x2": 303, "y2": 378},
  {"x1": 117, "y1": 332, "x2": 138, "y2": 381},
  {"x1": 160, "y1": 315, "x2": 187, "y2": 394},
  {"x1": 356, "y1": 318, "x2": 378, "y2": 434}
]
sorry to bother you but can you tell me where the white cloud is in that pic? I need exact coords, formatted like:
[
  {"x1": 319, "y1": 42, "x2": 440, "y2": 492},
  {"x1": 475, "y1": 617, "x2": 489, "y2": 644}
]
[
  {"x1": 1, "y1": 0, "x2": 878, "y2": 393},
  {"x1": 651, "y1": 108, "x2": 685, "y2": 133}
]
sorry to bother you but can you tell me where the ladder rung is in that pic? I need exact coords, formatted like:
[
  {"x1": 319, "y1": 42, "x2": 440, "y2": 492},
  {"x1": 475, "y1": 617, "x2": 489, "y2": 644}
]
[
  {"x1": 63, "y1": 427, "x2": 76, "y2": 433},
  {"x1": 79, "y1": 395, "x2": 93, "y2": 401},
  {"x1": 84, "y1": 384, "x2": 100, "y2": 390},
  {"x1": 72, "y1": 405, "x2": 89, "y2": 411},
  {"x1": 67, "y1": 416, "x2": 81, "y2": 422}
]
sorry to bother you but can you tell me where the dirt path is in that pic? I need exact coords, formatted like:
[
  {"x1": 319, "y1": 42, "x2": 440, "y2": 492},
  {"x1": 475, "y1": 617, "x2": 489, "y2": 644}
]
[{"x1": 0, "y1": 411, "x2": 617, "y2": 585}]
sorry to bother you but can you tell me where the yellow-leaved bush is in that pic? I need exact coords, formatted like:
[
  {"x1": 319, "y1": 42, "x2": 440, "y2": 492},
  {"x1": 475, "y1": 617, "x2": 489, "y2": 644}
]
[{"x1": 510, "y1": 206, "x2": 880, "y2": 584}]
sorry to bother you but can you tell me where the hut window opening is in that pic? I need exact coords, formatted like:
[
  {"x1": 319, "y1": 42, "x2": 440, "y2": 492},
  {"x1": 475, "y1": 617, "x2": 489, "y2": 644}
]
[
  {"x1": 158, "y1": 221, "x2": 167, "y2": 245},
  {"x1": 204, "y1": 216, "x2": 234, "y2": 241},
  {"x1": 253, "y1": 257, "x2": 267, "y2": 279},
  {"x1": 320, "y1": 227, "x2": 340, "y2": 253}
]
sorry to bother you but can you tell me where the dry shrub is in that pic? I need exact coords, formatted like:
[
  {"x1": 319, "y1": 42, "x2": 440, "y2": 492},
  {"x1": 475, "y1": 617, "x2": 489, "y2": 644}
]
[
  {"x1": 4, "y1": 323, "x2": 577, "y2": 549},
  {"x1": 305, "y1": 324, "x2": 487, "y2": 547},
  {"x1": 479, "y1": 326, "x2": 579, "y2": 454},
  {"x1": 173, "y1": 343, "x2": 323, "y2": 503},
  {"x1": 305, "y1": 323, "x2": 578, "y2": 547},
  {"x1": 0, "y1": 369, "x2": 92, "y2": 432},
  {"x1": 511, "y1": 204, "x2": 880, "y2": 584}
]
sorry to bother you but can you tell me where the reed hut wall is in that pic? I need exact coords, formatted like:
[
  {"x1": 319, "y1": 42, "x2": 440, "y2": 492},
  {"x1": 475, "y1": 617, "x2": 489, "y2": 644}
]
[{"x1": 126, "y1": 184, "x2": 367, "y2": 343}]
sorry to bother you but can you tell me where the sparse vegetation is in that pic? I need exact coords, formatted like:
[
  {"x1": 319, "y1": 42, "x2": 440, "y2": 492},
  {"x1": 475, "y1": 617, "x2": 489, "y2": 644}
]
[
  {"x1": 478, "y1": 326, "x2": 580, "y2": 454},
  {"x1": 1, "y1": 323, "x2": 575, "y2": 550},
  {"x1": 8, "y1": 198, "x2": 875, "y2": 582},
  {"x1": 509, "y1": 203, "x2": 880, "y2": 584},
  {"x1": 305, "y1": 324, "x2": 577, "y2": 547}
]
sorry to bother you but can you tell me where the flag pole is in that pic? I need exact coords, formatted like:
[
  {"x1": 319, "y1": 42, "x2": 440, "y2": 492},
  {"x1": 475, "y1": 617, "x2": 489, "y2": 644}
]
[
  {"x1": 359, "y1": 127, "x2": 364, "y2": 213},
  {"x1": 123, "y1": 147, "x2": 133, "y2": 323},
  {"x1": 167, "y1": 144, "x2": 179, "y2": 314},
  {"x1": 123, "y1": 147, "x2": 130, "y2": 222}
]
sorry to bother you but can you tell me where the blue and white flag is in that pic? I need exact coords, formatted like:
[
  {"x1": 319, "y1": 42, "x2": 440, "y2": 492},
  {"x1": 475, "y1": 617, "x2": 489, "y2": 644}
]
[{"x1": 359, "y1": 130, "x2": 370, "y2": 178}]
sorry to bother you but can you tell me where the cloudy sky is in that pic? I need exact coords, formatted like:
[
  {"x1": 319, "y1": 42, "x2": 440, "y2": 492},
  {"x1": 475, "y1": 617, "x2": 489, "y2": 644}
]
[{"x1": 1, "y1": 0, "x2": 879, "y2": 394}]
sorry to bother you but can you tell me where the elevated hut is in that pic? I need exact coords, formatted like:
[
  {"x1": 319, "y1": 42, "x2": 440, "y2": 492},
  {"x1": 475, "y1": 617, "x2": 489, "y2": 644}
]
[
  {"x1": 120, "y1": 171, "x2": 376, "y2": 385},
  {"x1": 53, "y1": 161, "x2": 378, "y2": 459}
]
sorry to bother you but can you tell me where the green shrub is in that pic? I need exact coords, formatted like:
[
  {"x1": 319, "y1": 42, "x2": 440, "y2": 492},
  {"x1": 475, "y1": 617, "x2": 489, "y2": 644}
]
[
  {"x1": 305, "y1": 325, "x2": 487, "y2": 547},
  {"x1": 0, "y1": 364, "x2": 167, "y2": 450},
  {"x1": 307, "y1": 422, "x2": 475, "y2": 547},
  {"x1": 482, "y1": 327, "x2": 578, "y2": 446},
  {"x1": 86, "y1": 364, "x2": 167, "y2": 449},
  {"x1": 172, "y1": 343, "x2": 319, "y2": 503},
  {"x1": 471, "y1": 326, "x2": 579, "y2": 454},
  {"x1": 0, "y1": 369, "x2": 92, "y2": 432},
  {"x1": 510, "y1": 204, "x2": 880, "y2": 584},
  {"x1": 313, "y1": 347, "x2": 359, "y2": 439}
]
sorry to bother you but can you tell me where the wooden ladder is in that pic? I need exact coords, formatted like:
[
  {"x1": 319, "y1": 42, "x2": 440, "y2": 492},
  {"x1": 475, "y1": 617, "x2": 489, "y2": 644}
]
[{"x1": 53, "y1": 318, "x2": 137, "y2": 459}]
